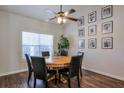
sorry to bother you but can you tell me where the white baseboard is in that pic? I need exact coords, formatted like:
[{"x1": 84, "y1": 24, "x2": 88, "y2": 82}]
[
  {"x1": 0, "y1": 69, "x2": 27, "y2": 77},
  {"x1": 83, "y1": 67, "x2": 124, "y2": 81}
]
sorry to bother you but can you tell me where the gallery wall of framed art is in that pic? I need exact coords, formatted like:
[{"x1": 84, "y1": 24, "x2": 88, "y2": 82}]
[{"x1": 77, "y1": 5, "x2": 113, "y2": 50}]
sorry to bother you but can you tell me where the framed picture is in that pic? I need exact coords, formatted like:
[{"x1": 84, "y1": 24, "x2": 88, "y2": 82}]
[
  {"x1": 77, "y1": 16, "x2": 84, "y2": 27},
  {"x1": 78, "y1": 39, "x2": 85, "y2": 49},
  {"x1": 88, "y1": 38, "x2": 97, "y2": 49},
  {"x1": 88, "y1": 11, "x2": 96, "y2": 23},
  {"x1": 102, "y1": 21, "x2": 113, "y2": 34},
  {"x1": 101, "y1": 5, "x2": 113, "y2": 19},
  {"x1": 102, "y1": 37, "x2": 113, "y2": 49},
  {"x1": 88, "y1": 25, "x2": 97, "y2": 36},
  {"x1": 78, "y1": 28, "x2": 85, "y2": 37}
]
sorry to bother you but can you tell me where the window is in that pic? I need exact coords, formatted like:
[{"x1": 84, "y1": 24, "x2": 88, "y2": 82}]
[{"x1": 22, "y1": 32, "x2": 53, "y2": 57}]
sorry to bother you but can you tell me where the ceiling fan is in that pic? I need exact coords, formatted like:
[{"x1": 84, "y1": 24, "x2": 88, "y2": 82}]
[{"x1": 46, "y1": 5, "x2": 78, "y2": 24}]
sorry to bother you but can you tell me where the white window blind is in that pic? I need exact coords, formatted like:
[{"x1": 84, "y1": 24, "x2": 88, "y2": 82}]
[{"x1": 22, "y1": 32, "x2": 53, "y2": 57}]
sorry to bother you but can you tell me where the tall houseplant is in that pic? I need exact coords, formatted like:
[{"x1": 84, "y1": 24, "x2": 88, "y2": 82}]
[{"x1": 58, "y1": 35, "x2": 70, "y2": 56}]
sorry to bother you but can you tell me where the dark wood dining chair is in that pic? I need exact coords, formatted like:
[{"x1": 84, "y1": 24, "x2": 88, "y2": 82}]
[
  {"x1": 41, "y1": 51, "x2": 50, "y2": 57},
  {"x1": 31, "y1": 56, "x2": 57, "y2": 88},
  {"x1": 77, "y1": 52, "x2": 84, "y2": 77},
  {"x1": 59, "y1": 55, "x2": 82, "y2": 88},
  {"x1": 25, "y1": 54, "x2": 33, "y2": 86}
]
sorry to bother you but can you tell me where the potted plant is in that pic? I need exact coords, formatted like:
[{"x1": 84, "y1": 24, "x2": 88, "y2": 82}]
[{"x1": 58, "y1": 35, "x2": 70, "y2": 56}]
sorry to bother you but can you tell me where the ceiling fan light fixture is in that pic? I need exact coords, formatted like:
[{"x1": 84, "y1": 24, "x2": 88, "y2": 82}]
[
  {"x1": 58, "y1": 17, "x2": 62, "y2": 24},
  {"x1": 57, "y1": 17, "x2": 67, "y2": 24},
  {"x1": 64, "y1": 12, "x2": 68, "y2": 16},
  {"x1": 63, "y1": 18, "x2": 66, "y2": 23}
]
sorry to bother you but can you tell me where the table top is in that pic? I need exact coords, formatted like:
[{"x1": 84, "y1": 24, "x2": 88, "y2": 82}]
[{"x1": 46, "y1": 56, "x2": 71, "y2": 68}]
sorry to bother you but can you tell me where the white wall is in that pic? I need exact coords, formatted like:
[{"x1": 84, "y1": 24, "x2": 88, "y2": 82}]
[
  {"x1": 64, "y1": 6, "x2": 124, "y2": 80},
  {"x1": 0, "y1": 11, "x2": 64, "y2": 75}
]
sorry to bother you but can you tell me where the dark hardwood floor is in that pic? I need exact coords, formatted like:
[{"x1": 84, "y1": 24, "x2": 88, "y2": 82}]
[{"x1": 0, "y1": 70, "x2": 124, "y2": 88}]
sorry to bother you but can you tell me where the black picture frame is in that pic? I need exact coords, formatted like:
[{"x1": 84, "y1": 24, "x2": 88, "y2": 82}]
[
  {"x1": 101, "y1": 5, "x2": 113, "y2": 19},
  {"x1": 77, "y1": 16, "x2": 85, "y2": 27},
  {"x1": 78, "y1": 39, "x2": 85, "y2": 49},
  {"x1": 88, "y1": 25, "x2": 97, "y2": 36},
  {"x1": 88, "y1": 11, "x2": 97, "y2": 23},
  {"x1": 78, "y1": 28, "x2": 85, "y2": 37},
  {"x1": 102, "y1": 21, "x2": 113, "y2": 34},
  {"x1": 102, "y1": 37, "x2": 113, "y2": 49},
  {"x1": 88, "y1": 38, "x2": 97, "y2": 49}
]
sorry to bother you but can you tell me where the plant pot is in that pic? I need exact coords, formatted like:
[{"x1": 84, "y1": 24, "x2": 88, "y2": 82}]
[{"x1": 60, "y1": 49, "x2": 68, "y2": 56}]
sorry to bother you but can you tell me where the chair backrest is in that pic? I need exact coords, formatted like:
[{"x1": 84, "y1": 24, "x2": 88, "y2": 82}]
[
  {"x1": 77, "y1": 52, "x2": 84, "y2": 65},
  {"x1": 25, "y1": 54, "x2": 32, "y2": 72},
  {"x1": 42, "y1": 51, "x2": 50, "y2": 57},
  {"x1": 69, "y1": 55, "x2": 82, "y2": 77},
  {"x1": 77, "y1": 51, "x2": 84, "y2": 57},
  {"x1": 31, "y1": 56, "x2": 47, "y2": 80}
]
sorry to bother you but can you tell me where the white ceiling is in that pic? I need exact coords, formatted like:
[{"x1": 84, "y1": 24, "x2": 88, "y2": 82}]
[{"x1": 0, "y1": 5, "x2": 93, "y2": 24}]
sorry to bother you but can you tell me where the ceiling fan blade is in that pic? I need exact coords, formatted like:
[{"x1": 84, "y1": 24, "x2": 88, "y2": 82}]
[
  {"x1": 46, "y1": 17, "x2": 57, "y2": 22},
  {"x1": 65, "y1": 16, "x2": 78, "y2": 21},
  {"x1": 64, "y1": 9, "x2": 76, "y2": 16},
  {"x1": 49, "y1": 17, "x2": 57, "y2": 20},
  {"x1": 46, "y1": 10, "x2": 57, "y2": 14}
]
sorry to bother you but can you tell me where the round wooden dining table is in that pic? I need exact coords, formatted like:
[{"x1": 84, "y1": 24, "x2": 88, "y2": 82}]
[
  {"x1": 45, "y1": 56, "x2": 71, "y2": 83},
  {"x1": 46, "y1": 56, "x2": 71, "y2": 69}
]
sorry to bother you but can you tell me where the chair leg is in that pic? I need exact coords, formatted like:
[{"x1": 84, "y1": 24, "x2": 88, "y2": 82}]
[
  {"x1": 68, "y1": 78, "x2": 71, "y2": 88},
  {"x1": 45, "y1": 81, "x2": 48, "y2": 88},
  {"x1": 80, "y1": 67, "x2": 82, "y2": 77},
  {"x1": 34, "y1": 78, "x2": 36, "y2": 88},
  {"x1": 77, "y1": 75, "x2": 80, "y2": 88},
  {"x1": 27, "y1": 71, "x2": 32, "y2": 85},
  {"x1": 55, "y1": 74, "x2": 57, "y2": 84},
  {"x1": 59, "y1": 74, "x2": 61, "y2": 83}
]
